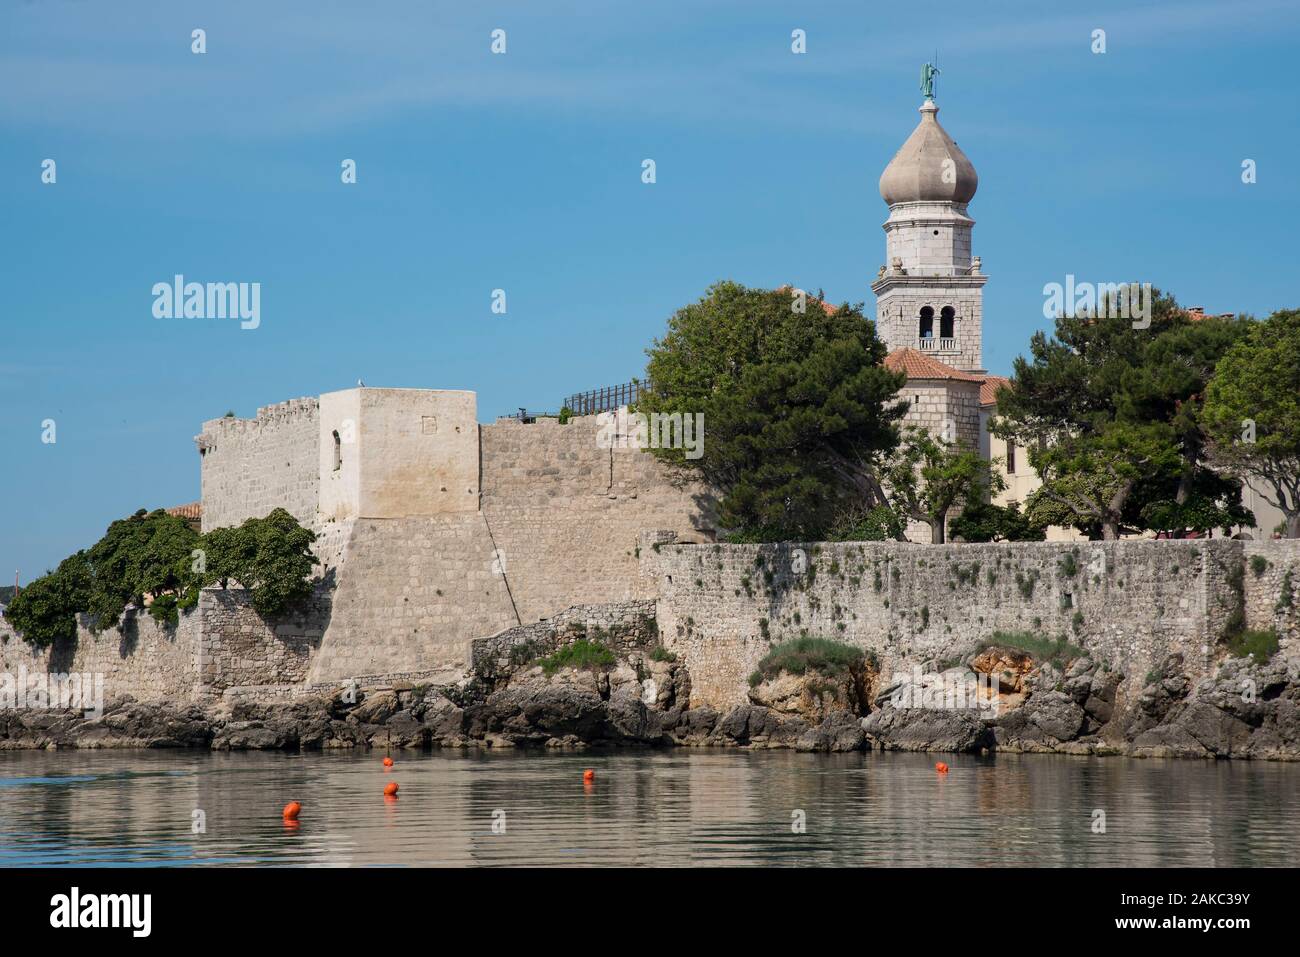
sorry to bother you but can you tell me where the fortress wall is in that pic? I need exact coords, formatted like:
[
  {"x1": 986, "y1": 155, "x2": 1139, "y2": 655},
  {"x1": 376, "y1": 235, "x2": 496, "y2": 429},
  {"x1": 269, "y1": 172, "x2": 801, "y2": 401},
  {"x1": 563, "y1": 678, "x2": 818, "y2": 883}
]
[
  {"x1": 1, "y1": 607, "x2": 202, "y2": 703},
  {"x1": 645, "y1": 538, "x2": 1251, "y2": 710},
  {"x1": 306, "y1": 514, "x2": 519, "y2": 682},
  {"x1": 468, "y1": 600, "x2": 658, "y2": 683},
  {"x1": 197, "y1": 397, "x2": 320, "y2": 532},
  {"x1": 1244, "y1": 539, "x2": 1300, "y2": 655},
  {"x1": 0, "y1": 587, "x2": 332, "y2": 704},
  {"x1": 196, "y1": 587, "x2": 331, "y2": 696},
  {"x1": 479, "y1": 416, "x2": 717, "y2": 623}
]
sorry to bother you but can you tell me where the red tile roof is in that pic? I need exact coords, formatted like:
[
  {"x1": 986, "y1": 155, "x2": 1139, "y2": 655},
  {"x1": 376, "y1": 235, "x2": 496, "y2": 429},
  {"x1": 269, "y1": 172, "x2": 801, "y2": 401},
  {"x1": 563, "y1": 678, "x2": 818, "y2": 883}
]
[
  {"x1": 1184, "y1": 306, "x2": 1234, "y2": 322},
  {"x1": 979, "y1": 374, "x2": 1012, "y2": 407},
  {"x1": 166, "y1": 502, "x2": 202, "y2": 520},
  {"x1": 884, "y1": 348, "x2": 984, "y2": 382}
]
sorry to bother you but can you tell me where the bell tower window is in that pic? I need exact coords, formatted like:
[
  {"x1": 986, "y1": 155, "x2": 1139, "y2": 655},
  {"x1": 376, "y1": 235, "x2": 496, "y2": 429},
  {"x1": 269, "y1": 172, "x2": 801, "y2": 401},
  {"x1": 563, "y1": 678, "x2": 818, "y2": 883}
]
[
  {"x1": 919, "y1": 305, "x2": 934, "y2": 339},
  {"x1": 940, "y1": 306, "x2": 955, "y2": 339}
]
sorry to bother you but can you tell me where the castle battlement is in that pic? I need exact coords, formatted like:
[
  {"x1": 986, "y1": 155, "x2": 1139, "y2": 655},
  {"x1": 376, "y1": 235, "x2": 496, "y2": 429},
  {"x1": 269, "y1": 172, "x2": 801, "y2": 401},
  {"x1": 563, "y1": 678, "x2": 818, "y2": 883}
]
[{"x1": 196, "y1": 396, "x2": 319, "y2": 443}]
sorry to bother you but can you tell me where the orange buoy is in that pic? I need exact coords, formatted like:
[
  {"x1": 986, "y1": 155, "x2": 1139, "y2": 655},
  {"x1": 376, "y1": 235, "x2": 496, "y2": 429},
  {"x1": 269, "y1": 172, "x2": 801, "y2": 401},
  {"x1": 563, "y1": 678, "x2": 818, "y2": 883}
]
[
  {"x1": 282, "y1": 801, "x2": 302, "y2": 820},
  {"x1": 935, "y1": 762, "x2": 949, "y2": 774},
  {"x1": 382, "y1": 757, "x2": 393, "y2": 768},
  {"x1": 583, "y1": 769, "x2": 595, "y2": 782},
  {"x1": 383, "y1": 781, "x2": 399, "y2": 797}
]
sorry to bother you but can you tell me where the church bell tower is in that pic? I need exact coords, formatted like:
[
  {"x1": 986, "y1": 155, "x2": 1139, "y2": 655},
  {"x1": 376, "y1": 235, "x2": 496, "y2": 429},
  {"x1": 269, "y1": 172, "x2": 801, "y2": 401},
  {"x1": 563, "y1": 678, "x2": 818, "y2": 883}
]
[{"x1": 871, "y1": 81, "x2": 986, "y2": 374}]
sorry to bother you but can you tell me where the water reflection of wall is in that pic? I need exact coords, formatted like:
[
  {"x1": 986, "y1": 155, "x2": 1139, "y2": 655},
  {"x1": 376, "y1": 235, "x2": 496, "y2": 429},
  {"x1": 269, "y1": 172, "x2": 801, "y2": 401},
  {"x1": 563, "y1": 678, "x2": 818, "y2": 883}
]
[{"x1": 4, "y1": 751, "x2": 1299, "y2": 867}]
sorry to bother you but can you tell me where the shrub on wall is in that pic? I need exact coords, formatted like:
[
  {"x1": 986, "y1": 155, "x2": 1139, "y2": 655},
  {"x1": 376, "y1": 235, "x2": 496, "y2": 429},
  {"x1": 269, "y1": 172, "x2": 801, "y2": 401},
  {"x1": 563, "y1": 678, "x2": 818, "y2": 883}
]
[
  {"x1": 748, "y1": 636, "x2": 866, "y2": 687},
  {"x1": 8, "y1": 509, "x2": 202, "y2": 643},
  {"x1": 977, "y1": 631, "x2": 1085, "y2": 669},
  {"x1": 538, "y1": 639, "x2": 616, "y2": 675},
  {"x1": 827, "y1": 503, "x2": 905, "y2": 542},
  {"x1": 8, "y1": 506, "x2": 318, "y2": 646},
  {"x1": 1226, "y1": 629, "x2": 1279, "y2": 665}
]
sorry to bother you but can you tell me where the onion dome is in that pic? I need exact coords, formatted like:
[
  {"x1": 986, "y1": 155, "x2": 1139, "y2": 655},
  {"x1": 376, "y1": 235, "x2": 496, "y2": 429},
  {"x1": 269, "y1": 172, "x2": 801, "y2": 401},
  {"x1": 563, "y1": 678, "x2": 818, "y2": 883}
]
[{"x1": 879, "y1": 100, "x2": 978, "y2": 205}]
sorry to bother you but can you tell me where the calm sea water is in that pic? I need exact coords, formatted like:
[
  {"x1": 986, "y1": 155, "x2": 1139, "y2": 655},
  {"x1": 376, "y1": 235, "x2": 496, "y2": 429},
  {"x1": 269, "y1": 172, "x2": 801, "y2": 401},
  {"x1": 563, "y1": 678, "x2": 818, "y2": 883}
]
[{"x1": 1, "y1": 749, "x2": 1297, "y2": 867}]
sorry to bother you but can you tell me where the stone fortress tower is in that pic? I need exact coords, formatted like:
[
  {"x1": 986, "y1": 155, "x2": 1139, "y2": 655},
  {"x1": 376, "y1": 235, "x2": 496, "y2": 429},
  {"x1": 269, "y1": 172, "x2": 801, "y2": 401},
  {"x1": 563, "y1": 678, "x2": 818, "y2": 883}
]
[{"x1": 871, "y1": 95, "x2": 987, "y2": 375}]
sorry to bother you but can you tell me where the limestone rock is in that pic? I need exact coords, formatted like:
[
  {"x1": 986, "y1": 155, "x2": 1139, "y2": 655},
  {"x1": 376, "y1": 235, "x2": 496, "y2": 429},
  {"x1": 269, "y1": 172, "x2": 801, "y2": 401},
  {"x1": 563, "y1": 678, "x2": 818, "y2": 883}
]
[
  {"x1": 480, "y1": 685, "x2": 610, "y2": 744},
  {"x1": 862, "y1": 707, "x2": 993, "y2": 753},
  {"x1": 350, "y1": 690, "x2": 400, "y2": 725},
  {"x1": 711, "y1": 704, "x2": 808, "y2": 747},
  {"x1": 606, "y1": 685, "x2": 665, "y2": 743},
  {"x1": 794, "y1": 710, "x2": 866, "y2": 752},
  {"x1": 668, "y1": 707, "x2": 720, "y2": 744},
  {"x1": 748, "y1": 671, "x2": 863, "y2": 724},
  {"x1": 969, "y1": 647, "x2": 1036, "y2": 694},
  {"x1": 212, "y1": 720, "x2": 294, "y2": 750}
]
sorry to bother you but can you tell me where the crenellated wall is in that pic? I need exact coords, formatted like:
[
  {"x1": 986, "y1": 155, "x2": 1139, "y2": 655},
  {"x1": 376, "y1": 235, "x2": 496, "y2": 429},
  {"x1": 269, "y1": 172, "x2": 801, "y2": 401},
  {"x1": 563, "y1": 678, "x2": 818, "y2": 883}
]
[
  {"x1": 642, "y1": 538, "x2": 1289, "y2": 711},
  {"x1": 196, "y1": 397, "x2": 320, "y2": 532}
]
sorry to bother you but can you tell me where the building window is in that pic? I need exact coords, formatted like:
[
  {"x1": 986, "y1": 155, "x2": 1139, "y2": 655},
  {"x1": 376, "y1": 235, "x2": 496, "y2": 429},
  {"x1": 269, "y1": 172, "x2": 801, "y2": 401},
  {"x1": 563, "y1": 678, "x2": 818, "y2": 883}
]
[
  {"x1": 1006, "y1": 439, "x2": 1016, "y2": 475},
  {"x1": 332, "y1": 430, "x2": 342, "y2": 471},
  {"x1": 940, "y1": 306, "x2": 955, "y2": 339},
  {"x1": 919, "y1": 305, "x2": 934, "y2": 339}
]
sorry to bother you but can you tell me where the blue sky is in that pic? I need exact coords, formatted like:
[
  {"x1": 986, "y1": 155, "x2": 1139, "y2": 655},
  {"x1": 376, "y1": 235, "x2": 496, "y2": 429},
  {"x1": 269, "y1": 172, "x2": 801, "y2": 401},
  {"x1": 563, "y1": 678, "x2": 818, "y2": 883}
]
[{"x1": 3, "y1": 0, "x2": 1299, "y2": 582}]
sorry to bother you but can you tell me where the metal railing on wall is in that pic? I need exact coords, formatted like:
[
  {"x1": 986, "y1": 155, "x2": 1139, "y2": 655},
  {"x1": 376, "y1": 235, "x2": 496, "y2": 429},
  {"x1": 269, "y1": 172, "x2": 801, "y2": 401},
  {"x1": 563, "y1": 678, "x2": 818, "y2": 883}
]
[{"x1": 562, "y1": 380, "x2": 652, "y2": 416}]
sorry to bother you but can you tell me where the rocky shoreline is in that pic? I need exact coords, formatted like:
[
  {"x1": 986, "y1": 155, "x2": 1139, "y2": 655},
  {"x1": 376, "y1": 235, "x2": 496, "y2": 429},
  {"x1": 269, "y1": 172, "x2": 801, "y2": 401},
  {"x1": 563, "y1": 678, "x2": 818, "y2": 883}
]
[{"x1": 3, "y1": 646, "x2": 1299, "y2": 759}]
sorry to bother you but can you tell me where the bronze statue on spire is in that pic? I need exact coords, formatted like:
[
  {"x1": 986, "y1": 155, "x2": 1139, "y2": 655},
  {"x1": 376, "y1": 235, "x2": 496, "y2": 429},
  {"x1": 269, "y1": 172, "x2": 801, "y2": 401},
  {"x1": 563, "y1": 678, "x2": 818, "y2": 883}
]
[{"x1": 920, "y1": 61, "x2": 940, "y2": 100}]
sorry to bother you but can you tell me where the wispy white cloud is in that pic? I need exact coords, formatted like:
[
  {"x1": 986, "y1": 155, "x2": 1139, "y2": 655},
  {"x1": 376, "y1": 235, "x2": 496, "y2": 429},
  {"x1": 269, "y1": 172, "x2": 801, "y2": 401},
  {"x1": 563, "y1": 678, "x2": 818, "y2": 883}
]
[{"x1": 0, "y1": 0, "x2": 1295, "y2": 138}]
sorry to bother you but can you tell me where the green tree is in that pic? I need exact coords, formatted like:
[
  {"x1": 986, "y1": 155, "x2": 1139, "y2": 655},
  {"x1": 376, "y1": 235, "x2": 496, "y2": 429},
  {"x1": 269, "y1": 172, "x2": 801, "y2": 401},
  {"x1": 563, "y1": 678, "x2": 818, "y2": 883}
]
[
  {"x1": 82, "y1": 509, "x2": 202, "y2": 630},
  {"x1": 1203, "y1": 309, "x2": 1300, "y2": 537},
  {"x1": 639, "y1": 281, "x2": 907, "y2": 540},
  {"x1": 994, "y1": 290, "x2": 1249, "y2": 539},
  {"x1": 883, "y1": 427, "x2": 1005, "y2": 544},
  {"x1": 200, "y1": 508, "x2": 318, "y2": 617},
  {"x1": 949, "y1": 501, "x2": 1046, "y2": 543},
  {"x1": 6, "y1": 507, "x2": 319, "y2": 648},
  {"x1": 826, "y1": 502, "x2": 905, "y2": 542},
  {"x1": 4, "y1": 552, "x2": 92, "y2": 648}
]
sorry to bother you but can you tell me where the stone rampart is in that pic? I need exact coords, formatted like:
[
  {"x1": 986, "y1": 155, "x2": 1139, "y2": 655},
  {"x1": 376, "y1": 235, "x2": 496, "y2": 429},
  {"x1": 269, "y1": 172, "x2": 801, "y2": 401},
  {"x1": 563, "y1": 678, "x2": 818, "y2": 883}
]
[{"x1": 642, "y1": 537, "x2": 1285, "y2": 711}]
